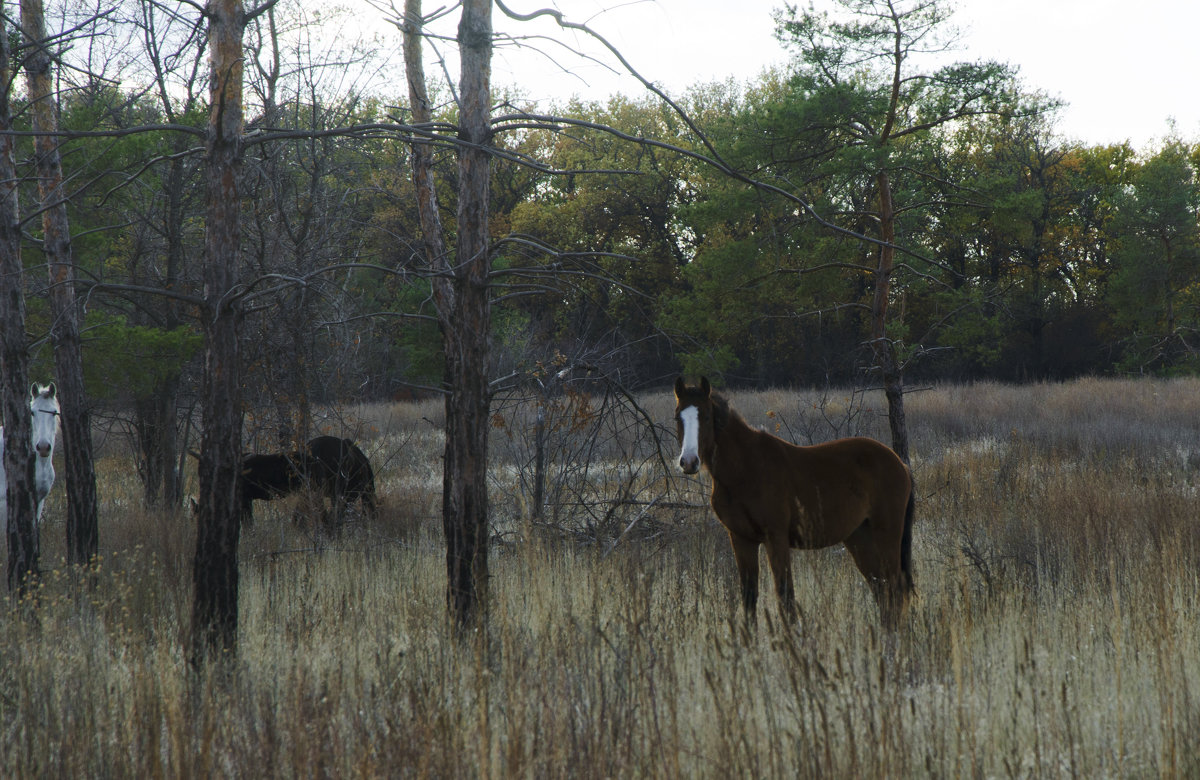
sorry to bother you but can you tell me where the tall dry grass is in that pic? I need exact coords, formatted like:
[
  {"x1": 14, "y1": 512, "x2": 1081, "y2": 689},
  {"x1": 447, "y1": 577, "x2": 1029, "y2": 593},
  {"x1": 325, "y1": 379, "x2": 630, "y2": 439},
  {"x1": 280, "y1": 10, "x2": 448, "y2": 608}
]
[{"x1": 3, "y1": 378, "x2": 1200, "y2": 777}]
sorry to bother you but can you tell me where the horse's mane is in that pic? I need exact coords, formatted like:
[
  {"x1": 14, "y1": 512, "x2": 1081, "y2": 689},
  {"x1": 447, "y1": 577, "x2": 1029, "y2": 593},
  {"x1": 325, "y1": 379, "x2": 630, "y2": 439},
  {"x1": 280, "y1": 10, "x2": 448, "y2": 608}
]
[{"x1": 709, "y1": 392, "x2": 745, "y2": 437}]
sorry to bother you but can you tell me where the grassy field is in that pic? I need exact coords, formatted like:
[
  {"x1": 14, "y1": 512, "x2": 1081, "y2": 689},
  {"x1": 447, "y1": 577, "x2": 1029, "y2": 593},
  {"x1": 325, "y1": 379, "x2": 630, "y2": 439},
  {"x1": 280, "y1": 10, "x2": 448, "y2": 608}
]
[{"x1": 3, "y1": 378, "x2": 1200, "y2": 777}]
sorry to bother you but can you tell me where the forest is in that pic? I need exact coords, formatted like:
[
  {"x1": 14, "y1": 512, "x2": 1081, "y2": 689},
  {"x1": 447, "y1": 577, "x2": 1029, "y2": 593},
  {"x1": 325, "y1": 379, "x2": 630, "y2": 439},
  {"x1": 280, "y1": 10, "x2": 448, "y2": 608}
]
[{"x1": 9, "y1": 0, "x2": 1199, "y2": 407}]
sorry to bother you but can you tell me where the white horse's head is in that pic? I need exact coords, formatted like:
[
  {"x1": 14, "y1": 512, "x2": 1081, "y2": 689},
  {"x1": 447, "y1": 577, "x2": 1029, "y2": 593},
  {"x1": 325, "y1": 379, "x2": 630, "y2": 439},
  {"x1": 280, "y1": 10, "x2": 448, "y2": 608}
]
[
  {"x1": 1, "y1": 383, "x2": 61, "y2": 525},
  {"x1": 30, "y1": 382, "x2": 60, "y2": 459}
]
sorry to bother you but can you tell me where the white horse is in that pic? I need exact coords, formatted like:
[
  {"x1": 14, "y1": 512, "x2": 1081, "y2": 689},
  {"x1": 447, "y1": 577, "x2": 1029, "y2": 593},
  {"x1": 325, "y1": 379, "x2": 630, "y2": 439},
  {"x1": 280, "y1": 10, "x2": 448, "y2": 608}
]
[{"x1": 1, "y1": 382, "x2": 61, "y2": 527}]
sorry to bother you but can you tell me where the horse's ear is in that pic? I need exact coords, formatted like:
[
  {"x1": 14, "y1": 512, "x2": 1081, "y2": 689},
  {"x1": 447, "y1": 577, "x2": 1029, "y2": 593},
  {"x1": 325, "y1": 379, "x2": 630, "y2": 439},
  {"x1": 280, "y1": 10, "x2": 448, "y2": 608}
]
[
  {"x1": 29, "y1": 382, "x2": 37, "y2": 397},
  {"x1": 47, "y1": 383, "x2": 56, "y2": 398},
  {"x1": 700, "y1": 376, "x2": 711, "y2": 397},
  {"x1": 674, "y1": 376, "x2": 686, "y2": 399}
]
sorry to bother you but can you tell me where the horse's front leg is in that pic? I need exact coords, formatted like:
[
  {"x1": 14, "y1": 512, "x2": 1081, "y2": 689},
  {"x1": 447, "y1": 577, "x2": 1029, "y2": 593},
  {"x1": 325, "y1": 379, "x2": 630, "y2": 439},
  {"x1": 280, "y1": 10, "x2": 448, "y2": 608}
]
[
  {"x1": 330, "y1": 494, "x2": 348, "y2": 529},
  {"x1": 727, "y1": 531, "x2": 760, "y2": 624},
  {"x1": 239, "y1": 496, "x2": 255, "y2": 527}
]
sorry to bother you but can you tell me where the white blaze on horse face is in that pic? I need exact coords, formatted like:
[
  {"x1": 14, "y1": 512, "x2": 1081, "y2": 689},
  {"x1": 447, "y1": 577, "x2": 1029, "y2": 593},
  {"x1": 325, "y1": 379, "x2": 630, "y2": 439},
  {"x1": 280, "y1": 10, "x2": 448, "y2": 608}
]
[{"x1": 678, "y1": 405, "x2": 701, "y2": 474}]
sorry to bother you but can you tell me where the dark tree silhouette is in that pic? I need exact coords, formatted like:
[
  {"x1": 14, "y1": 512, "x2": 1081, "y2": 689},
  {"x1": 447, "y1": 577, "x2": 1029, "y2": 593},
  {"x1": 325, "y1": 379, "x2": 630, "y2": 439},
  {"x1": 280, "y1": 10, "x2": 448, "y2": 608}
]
[
  {"x1": 21, "y1": 0, "x2": 99, "y2": 564},
  {"x1": 402, "y1": 0, "x2": 495, "y2": 629},
  {"x1": 190, "y1": 0, "x2": 251, "y2": 662},
  {"x1": 0, "y1": 8, "x2": 39, "y2": 593}
]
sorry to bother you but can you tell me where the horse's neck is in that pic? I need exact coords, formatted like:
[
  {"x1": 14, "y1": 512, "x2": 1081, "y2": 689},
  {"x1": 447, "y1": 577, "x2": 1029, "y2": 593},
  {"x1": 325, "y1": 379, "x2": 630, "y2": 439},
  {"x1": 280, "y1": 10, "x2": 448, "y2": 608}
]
[{"x1": 708, "y1": 406, "x2": 758, "y2": 475}]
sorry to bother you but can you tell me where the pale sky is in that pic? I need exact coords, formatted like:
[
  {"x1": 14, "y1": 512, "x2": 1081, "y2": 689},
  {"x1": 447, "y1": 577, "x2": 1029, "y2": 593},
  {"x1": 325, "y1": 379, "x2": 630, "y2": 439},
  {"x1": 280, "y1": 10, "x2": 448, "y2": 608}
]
[{"x1": 482, "y1": 0, "x2": 1199, "y2": 151}]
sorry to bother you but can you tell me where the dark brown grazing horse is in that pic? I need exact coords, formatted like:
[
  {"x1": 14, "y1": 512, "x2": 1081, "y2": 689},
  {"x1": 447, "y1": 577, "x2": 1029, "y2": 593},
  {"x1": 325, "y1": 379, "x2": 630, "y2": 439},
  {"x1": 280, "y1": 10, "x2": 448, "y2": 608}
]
[
  {"x1": 674, "y1": 377, "x2": 915, "y2": 629},
  {"x1": 238, "y1": 436, "x2": 377, "y2": 526},
  {"x1": 305, "y1": 435, "x2": 378, "y2": 524},
  {"x1": 238, "y1": 451, "x2": 306, "y2": 524}
]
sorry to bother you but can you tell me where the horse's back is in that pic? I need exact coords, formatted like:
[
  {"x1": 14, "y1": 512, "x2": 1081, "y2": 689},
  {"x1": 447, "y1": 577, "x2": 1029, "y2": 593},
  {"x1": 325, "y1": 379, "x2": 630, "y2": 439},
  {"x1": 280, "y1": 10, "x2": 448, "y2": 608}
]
[
  {"x1": 776, "y1": 435, "x2": 910, "y2": 540},
  {"x1": 307, "y1": 435, "x2": 359, "y2": 473},
  {"x1": 803, "y1": 436, "x2": 909, "y2": 490},
  {"x1": 305, "y1": 436, "x2": 375, "y2": 497},
  {"x1": 305, "y1": 435, "x2": 344, "y2": 461}
]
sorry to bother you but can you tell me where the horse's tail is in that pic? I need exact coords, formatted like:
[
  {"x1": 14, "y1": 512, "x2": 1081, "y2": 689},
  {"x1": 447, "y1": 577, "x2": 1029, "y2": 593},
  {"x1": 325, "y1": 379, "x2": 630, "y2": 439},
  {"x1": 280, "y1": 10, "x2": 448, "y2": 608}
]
[
  {"x1": 363, "y1": 460, "x2": 378, "y2": 519},
  {"x1": 901, "y1": 471, "x2": 916, "y2": 594},
  {"x1": 350, "y1": 440, "x2": 379, "y2": 520}
]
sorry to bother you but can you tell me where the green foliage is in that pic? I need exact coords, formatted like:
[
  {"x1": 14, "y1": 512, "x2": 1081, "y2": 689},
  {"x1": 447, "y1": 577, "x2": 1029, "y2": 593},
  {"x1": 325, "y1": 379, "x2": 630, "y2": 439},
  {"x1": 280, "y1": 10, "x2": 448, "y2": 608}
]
[
  {"x1": 649, "y1": 0, "x2": 1054, "y2": 384},
  {"x1": 24, "y1": 0, "x2": 1200, "y2": 397},
  {"x1": 1107, "y1": 141, "x2": 1200, "y2": 373},
  {"x1": 82, "y1": 317, "x2": 202, "y2": 401},
  {"x1": 493, "y1": 95, "x2": 694, "y2": 372},
  {"x1": 350, "y1": 269, "x2": 445, "y2": 387}
]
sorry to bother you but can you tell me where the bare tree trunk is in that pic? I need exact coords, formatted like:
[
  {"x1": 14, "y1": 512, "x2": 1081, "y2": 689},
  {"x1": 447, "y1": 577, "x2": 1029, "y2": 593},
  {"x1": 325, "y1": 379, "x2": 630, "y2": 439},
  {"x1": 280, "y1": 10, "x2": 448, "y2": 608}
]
[
  {"x1": 445, "y1": 0, "x2": 494, "y2": 628},
  {"x1": 135, "y1": 376, "x2": 182, "y2": 507},
  {"x1": 403, "y1": 0, "x2": 493, "y2": 629},
  {"x1": 0, "y1": 5, "x2": 39, "y2": 593},
  {"x1": 870, "y1": 170, "x2": 909, "y2": 464},
  {"x1": 190, "y1": 0, "x2": 245, "y2": 663},
  {"x1": 21, "y1": 0, "x2": 99, "y2": 565},
  {"x1": 532, "y1": 402, "x2": 546, "y2": 524},
  {"x1": 157, "y1": 153, "x2": 188, "y2": 510},
  {"x1": 135, "y1": 147, "x2": 190, "y2": 508},
  {"x1": 131, "y1": 0, "x2": 207, "y2": 511}
]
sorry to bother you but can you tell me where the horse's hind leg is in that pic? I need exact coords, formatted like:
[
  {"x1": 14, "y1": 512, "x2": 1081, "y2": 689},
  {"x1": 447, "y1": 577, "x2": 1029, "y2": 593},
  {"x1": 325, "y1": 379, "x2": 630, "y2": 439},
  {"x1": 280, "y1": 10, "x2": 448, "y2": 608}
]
[
  {"x1": 843, "y1": 522, "x2": 908, "y2": 630},
  {"x1": 361, "y1": 491, "x2": 378, "y2": 521},
  {"x1": 869, "y1": 577, "x2": 907, "y2": 632},
  {"x1": 764, "y1": 535, "x2": 797, "y2": 624}
]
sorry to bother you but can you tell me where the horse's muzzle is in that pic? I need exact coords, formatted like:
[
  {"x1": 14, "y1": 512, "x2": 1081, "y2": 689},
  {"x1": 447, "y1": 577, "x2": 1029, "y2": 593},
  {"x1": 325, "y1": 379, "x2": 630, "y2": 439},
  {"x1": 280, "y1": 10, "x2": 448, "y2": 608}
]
[
  {"x1": 679, "y1": 454, "x2": 700, "y2": 474},
  {"x1": 35, "y1": 443, "x2": 52, "y2": 458}
]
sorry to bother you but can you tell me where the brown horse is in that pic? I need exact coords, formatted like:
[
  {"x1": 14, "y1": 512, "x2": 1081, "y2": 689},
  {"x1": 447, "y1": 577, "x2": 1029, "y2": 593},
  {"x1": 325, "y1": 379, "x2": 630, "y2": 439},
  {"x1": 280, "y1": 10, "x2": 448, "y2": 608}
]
[{"x1": 674, "y1": 377, "x2": 914, "y2": 629}]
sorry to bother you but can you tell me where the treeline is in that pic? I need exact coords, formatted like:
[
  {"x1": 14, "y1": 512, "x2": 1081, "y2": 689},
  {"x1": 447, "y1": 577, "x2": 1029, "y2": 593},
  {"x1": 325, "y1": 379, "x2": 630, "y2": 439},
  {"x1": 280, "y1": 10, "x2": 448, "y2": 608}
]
[{"x1": 13, "y1": 3, "x2": 1200, "y2": 419}]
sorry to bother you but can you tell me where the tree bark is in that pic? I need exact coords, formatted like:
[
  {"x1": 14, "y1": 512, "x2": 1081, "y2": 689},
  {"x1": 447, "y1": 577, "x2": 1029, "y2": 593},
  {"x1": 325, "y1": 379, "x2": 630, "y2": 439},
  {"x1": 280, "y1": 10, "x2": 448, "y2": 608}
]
[
  {"x1": 445, "y1": 0, "x2": 494, "y2": 629},
  {"x1": 135, "y1": 376, "x2": 182, "y2": 507},
  {"x1": 403, "y1": 0, "x2": 494, "y2": 629},
  {"x1": 190, "y1": 0, "x2": 246, "y2": 663},
  {"x1": 156, "y1": 152, "x2": 188, "y2": 510},
  {"x1": 21, "y1": 0, "x2": 99, "y2": 565},
  {"x1": 870, "y1": 170, "x2": 909, "y2": 464},
  {"x1": 0, "y1": 5, "x2": 39, "y2": 593}
]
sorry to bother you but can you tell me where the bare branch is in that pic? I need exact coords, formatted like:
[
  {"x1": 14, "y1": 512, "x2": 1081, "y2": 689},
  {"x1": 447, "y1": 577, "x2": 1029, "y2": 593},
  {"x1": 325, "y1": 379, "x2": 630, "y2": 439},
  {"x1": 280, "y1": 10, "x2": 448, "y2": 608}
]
[{"x1": 244, "y1": 0, "x2": 283, "y2": 25}]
